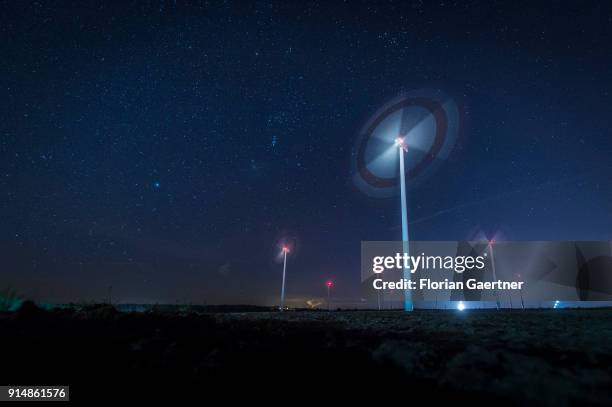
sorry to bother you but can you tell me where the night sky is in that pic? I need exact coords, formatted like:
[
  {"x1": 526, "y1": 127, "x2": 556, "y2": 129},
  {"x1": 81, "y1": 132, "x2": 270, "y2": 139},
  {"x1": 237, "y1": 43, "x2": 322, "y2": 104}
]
[{"x1": 2, "y1": 1, "x2": 612, "y2": 306}]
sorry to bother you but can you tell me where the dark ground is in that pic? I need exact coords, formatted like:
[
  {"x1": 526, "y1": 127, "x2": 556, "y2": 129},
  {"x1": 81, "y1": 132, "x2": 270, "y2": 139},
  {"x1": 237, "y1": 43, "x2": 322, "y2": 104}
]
[{"x1": 1, "y1": 304, "x2": 611, "y2": 404}]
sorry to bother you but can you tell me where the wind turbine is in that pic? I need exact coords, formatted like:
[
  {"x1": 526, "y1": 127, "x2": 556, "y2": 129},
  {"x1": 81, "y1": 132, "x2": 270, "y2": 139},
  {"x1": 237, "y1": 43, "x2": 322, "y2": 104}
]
[
  {"x1": 279, "y1": 245, "x2": 289, "y2": 311},
  {"x1": 353, "y1": 90, "x2": 459, "y2": 312},
  {"x1": 487, "y1": 239, "x2": 501, "y2": 310},
  {"x1": 326, "y1": 280, "x2": 334, "y2": 311}
]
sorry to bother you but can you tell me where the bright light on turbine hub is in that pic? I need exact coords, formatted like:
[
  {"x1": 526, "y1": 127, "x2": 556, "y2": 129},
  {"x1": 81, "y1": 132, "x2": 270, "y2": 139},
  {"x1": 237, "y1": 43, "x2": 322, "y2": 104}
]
[
  {"x1": 394, "y1": 136, "x2": 408, "y2": 152},
  {"x1": 282, "y1": 246, "x2": 289, "y2": 253},
  {"x1": 326, "y1": 280, "x2": 334, "y2": 288},
  {"x1": 457, "y1": 301, "x2": 466, "y2": 311}
]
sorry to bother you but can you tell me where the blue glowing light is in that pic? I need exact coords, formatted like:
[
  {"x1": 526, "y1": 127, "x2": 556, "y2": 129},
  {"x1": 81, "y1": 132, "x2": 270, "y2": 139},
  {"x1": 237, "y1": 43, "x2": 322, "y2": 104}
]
[{"x1": 457, "y1": 301, "x2": 465, "y2": 311}]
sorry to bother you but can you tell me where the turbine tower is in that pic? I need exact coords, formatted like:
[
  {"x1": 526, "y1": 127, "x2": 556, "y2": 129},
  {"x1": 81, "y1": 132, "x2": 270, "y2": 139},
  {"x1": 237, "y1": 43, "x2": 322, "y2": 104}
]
[
  {"x1": 395, "y1": 136, "x2": 413, "y2": 312},
  {"x1": 279, "y1": 246, "x2": 289, "y2": 311},
  {"x1": 487, "y1": 240, "x2": 501, "y2": 310}
]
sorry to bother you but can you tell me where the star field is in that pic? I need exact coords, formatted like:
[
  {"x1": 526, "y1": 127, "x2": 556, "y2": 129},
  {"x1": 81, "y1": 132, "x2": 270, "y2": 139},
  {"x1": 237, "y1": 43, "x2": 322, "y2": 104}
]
[{"x1": 2, "y1": 1, "x2": 612, "y2": 305}]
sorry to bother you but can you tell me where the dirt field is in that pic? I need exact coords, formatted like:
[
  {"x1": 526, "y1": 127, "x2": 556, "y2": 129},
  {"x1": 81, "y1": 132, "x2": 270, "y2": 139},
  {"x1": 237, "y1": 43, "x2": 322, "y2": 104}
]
[{"x1": 1, "y1": 305, "x2": 611, "y2": 404}]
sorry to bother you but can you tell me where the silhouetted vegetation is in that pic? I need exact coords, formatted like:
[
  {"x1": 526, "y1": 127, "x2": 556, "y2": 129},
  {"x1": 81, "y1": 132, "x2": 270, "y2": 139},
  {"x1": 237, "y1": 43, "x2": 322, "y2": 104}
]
[{"x1": 0, "y1": 287, "x2": 23, "y2": 311}]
